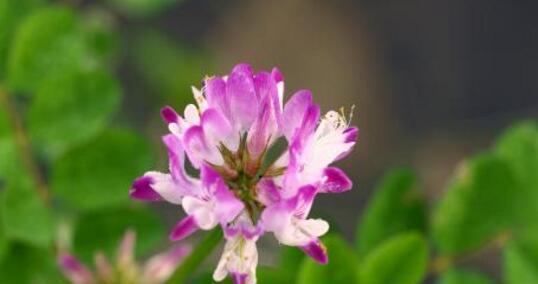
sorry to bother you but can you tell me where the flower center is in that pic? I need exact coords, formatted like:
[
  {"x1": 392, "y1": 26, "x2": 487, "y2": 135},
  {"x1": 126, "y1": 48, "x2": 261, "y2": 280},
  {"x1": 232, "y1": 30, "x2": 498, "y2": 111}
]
[{"x1": 210, "y1": 134, "x2": 288, "y2": 222}]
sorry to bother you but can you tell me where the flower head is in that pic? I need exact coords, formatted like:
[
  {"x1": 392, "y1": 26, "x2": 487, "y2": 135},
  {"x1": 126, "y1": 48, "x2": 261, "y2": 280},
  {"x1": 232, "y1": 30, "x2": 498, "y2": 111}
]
[
  {"x1": 58, "y1": 230, "x2": 190, "y2": 284},
  {"x1": 131, "y1": 63, "x2": 358, "y2": 284}
]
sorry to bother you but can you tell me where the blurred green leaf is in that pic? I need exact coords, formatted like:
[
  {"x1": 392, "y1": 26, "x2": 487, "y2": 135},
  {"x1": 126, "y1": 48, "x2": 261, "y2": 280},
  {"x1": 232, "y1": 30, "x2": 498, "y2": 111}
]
[
  {"x1": 279, "y1": 245, "x2": 305, "y2": 282},
  {"x1": 132, "y1": 30, "x2": 211, "y2": 106},
  {"x1": 432, "y1": 154, "x2": 518, "y2": 255},
  {"x1": 297, "y1": 235, "x2": 359, "y2": 284},
  {"x1": 494, "y1": 121, "x2": 538, "y2": 225},
  {"x1": 258, "y1": 266, "x2": 292, "y2": 284},
  {"x1": 73, "y1": 205, "x2": 164, "y2": 263},
  {"x1": 0, "y1": 242, "x2": 63, "y2": 283},
  {"x1": 0, "y1": 192, "x2": 8, "y2": 261},
  {"x1": 359, "y1": 232, "x2": 428, "y2": 284},
  {"x1": 2, "y1": 171, "x2": 54, "y2": 247},
  {"x1": 82, "y1": 8, "x2": 119, "y2": 64},
  {"x1": 51, "y1": 129, "x2": 154, "y2": 211},
  {"x1": 356, "y1": 169, "x2": 426, "y2": 256},
  {"x1": 0, "y1": 0, "x2": 44, "y2": 78},
  {"x1": 28, "y1": 68, "x2": 121, "y2": 158},
  {"x1": 438, "y1": 269, "x2": 496, "y2": 284},
  {"x1": 106, "y1": 0, "x2": 180, "y2": 17},
  {"x1": 7, "y1": 6, "x2": 94, "y2": 93},
  {"x1": 503, "y1": 230, "x2": 538, "y2": 284}
]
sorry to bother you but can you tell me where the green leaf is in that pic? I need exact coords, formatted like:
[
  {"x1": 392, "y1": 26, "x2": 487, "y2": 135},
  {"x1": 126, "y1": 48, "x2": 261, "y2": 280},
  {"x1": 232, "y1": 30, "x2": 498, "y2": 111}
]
[
  {"x1": 438, "y1": 269, "x2": 496, "y2": 284},
  {"x1": 494, "y1": 121, "x2": 538, "y2": 226},
  {"x1": 2, "y1": 172, "x2": 54, "y2": 247},
  {"x1": 503, "y1": 230, "x2": 538, "y2": 284},
  {"x1": 359, "y1": 232, "x2": 428, "y2": 284},
  {"x1": 0, "y1": 192, "x2": 9, "y2": 261},
  {"x1": 73, "y1": 205, "x2": 164, "y2": 263},
  {"x1": 258, "y1": 266, "x2": 292, "y2": 284},
  {"x1": 0, "y1": 0, "x2": 44, "y2": 78},
  {"x1": 106, "y1": 0, "x2": 181, "y2": 17},
  {"x1": 297, "y1": 235, "x2": 359, "y2": 284},
  {"x1": 51, "y1": 129, "x2": 154, "y2": 211},
  {"x1": 82, "y1": 9, "x2": 119, "y2": 64},
  {"x1": 28, "y1": 68, "x2": 121, "y2": 158},
  {"x1": 432, "y1": 154, "x2": 519, "y2": 255},
  {"x1": 0, "y1": 242, "x2": 63, "y2": 283},
  {"x1": 356, "y1": 169, "x2": 426, "y2": 256},
  {"x1": 7, "y1": 7, "x2": 94, "y2": 93},
  {"x1": 132, "y1": 30, "x2": 212, "y2": 105},
  {"x1": 279, "y1": 245, "x2": 305, "y2": 282}
]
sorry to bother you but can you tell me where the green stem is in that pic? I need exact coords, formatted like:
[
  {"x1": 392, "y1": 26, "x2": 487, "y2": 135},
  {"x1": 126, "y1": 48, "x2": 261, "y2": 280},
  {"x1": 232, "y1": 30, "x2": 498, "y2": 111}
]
[{"x1": 166, "y1": 228, "x2": 223, "y2": 284}]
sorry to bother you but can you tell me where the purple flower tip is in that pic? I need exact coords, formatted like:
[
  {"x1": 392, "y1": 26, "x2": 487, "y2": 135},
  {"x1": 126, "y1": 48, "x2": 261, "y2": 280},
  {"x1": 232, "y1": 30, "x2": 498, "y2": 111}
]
[
  {"x1": 130, "y1": 176, "x2": 162, "y2": 201},
  {"x1": 344, "y1": 127, "x2": 359, "y2": 143},
  {"x1": 231, "y1": 272, "x2": 248, "y2": 284},
  {"x1": 169, "y1": 215, "x2": 199, "y2": 241},
  {"x1": 161, "y1": 106, "x2": 179, "y2": 123},
  {"x1": 301, "y1": 240, "x2": 329, "y2": 265}
]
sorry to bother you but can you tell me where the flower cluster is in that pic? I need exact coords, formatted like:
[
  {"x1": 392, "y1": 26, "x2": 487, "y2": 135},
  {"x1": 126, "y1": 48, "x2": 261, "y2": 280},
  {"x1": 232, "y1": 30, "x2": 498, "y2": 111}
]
[
  {"x1": 58, "y1": 230, "x2": 190, "y2": 284},
  {"x1": 131, "y1": 63, "x2": 358, "y2": 284}
]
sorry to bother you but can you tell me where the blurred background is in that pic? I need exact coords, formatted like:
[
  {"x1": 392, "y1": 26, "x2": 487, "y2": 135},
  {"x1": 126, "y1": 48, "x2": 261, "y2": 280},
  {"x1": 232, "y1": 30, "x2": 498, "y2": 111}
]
[{"x1": 1, "y1": 0, "x2": 538, "y2": 282}]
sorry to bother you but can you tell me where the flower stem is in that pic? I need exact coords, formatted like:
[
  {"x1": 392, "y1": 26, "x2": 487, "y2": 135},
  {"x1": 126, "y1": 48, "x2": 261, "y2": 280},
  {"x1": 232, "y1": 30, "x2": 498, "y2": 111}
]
[
  {"x1": 166, "y1": 228, "x2": 223, "y2": 284},
  {"x1": 0, "y1": 86, "x2": 50, "y2": 204}
]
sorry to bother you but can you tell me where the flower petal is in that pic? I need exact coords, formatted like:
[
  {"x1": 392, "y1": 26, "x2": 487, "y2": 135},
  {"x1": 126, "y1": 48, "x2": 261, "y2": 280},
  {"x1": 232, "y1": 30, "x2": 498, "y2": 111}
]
[
  {"x1": 143, "y1": 245, "x2": 191, "y2": 283},
  {"x1": 183, "y1": 126, "x2": 223, "y2": 168},
  {"x1": 226, "y1": 63, "x2": 258, "y2": 131},
  {"x1": 300, "y1": 239, "x2": 328, "y2": 264},
  {"x1": 169, "y1": 215, "x2": 199, "y2": 241},
  {"x1": 201, "y1": 108, "x2": 238, "y2": 151},
  {"x1": 58, "y1": 253, "x2": 95, "y2": 284},
  {"x1": 281, "y1": 90, "x2": 313, "y2": 140},
  {"x1": 130, "y1": 172, "x2": 182, "y2": 204},
  {"x1": 320, "y1": 167, "x2": 353, "y2": 193}
]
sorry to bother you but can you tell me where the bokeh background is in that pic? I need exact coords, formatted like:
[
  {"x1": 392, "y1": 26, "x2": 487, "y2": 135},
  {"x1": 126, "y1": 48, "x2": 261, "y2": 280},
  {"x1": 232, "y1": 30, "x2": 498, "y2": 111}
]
[{"x1": 1, "y1": 0, "x2": 537, "y2": 283}]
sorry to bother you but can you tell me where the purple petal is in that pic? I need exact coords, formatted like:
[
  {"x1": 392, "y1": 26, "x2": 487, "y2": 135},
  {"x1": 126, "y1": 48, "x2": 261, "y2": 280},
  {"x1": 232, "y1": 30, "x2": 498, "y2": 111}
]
[
  {"x1": 300, "y1": 239, "x2": 328, "y2": 264},
  {"x1": 205, "y1": 76, "x2": 230, "y2": 118},
  {"x1": 344, "y1": 127, "x2": 359, "y2": 143},
  {"x1": 293, "y1": 185, "x2": 318, "y2": 219},
  {"x1": 231, "y1": 272, "x2": 248, "y2": 284},
  {"x1": 214, "y1": 181, "x2": 244, "y2": 224},
  {"x1": 201, "y1": 108, "x2": 237, "y2": 151},
  {"x1": 320, "y1": 167, "x2": 353, "y2": 193},
  {"x1": 169, "y1": 215, "x2": 199, "y2": 241},
  {"x1": 58, "y1": 253, "x2": 95, "y2": 284},
  {"x1": 226, "y1": 64, "x2": 258, "y2": 131},
  {"x1": 256, "y1": 178, "x2": 281, "y2": 206},
  {"x1": 182, "y1": 126, "x2": 210, "y2": 168},
  {"x1": 282, "y1": 90, "x2": 313, "y2": 140},
  {"x1": 162, "y1": 134, "x2": 191, "y2": 186},
  {"x1": 161, "y1": 106, "x2": 180, "y2": 124},
  {"x1": 130, "y1": 175, "x2": 162, "y2": 201},
  {"x1": 271, "y1": 67, "x2": 283, "y2": 84}
]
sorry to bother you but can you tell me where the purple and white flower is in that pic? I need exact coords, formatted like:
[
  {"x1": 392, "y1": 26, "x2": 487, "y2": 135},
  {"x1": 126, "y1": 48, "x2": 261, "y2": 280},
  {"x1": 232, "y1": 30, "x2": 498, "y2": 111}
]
[
  {"x1": 130, "y1": 63, "x2": 358, "y2": 284},
  {"x1": 58, "y1": 230, "x2": 190, "y2": 284}
]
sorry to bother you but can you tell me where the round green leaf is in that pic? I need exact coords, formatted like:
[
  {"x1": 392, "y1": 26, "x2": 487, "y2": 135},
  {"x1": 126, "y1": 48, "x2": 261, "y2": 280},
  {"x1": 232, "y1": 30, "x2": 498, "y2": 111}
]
[
  {"x1": 438, "y1": 269, "x2": 496, "y2": 284},
  {"x1": 432, "y1": 154, "x2": 519, "y2": 255},
  {"x1": 297, "y1": 235, "x2": 360, "y2": 284},
  {"x1": 356, "y1": 169, "x2": 426, "y2": 256},
  {"x1": 73, "y1": 205, "x2": 165, "y2": 263},
  {"x1": 7, "y1": 7, "x2": 93, "y2": 93},
  {"x1": 0, "y1": 242, "x2": 63, "y2": 283},
  {"x1": 28, "y1": 69, "x2": 121, "y2": 158},
  {"x1": 359, "y1": 232, "x2": 428, "y2": 284},
  {"x1": 51, "y1": 129, "x2": 154, "y2": 211},
  {"x1": 494, "y1": 121, "x2": 538, "y2": 225},
  {"x1": 2, "y1": 173, "x2": 55, "y2": 247},
  {"x1": 0, "y1": 0, "x2": 44, "y2": 78}
]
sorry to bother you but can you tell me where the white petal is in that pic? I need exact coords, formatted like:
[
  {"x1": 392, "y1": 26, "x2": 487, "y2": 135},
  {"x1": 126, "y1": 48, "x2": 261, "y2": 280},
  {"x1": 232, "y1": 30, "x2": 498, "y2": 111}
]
[{"x1": 146, "y1": 172, "x2": 183, "y2": 204}]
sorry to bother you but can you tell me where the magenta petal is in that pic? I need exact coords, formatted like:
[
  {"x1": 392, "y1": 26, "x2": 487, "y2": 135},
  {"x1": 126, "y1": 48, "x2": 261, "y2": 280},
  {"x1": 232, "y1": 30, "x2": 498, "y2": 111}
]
[
  {"x1": 183, "y1": 126, "x2": 209, "y2": 168},
  {"x1": 227, "y1": 64, "x2": 258, "y2": 131},
  {"x1": 214, "y1": 181, "x2": 244, "y2": 224},
  {"x1": 205, "y1": 76, "x2": 230, "y2": 117},
  {"x1": 169, "y1": 215, "x2": 199, "y2": 241},
  {"x1": 130, "y1": 175, "x2": 163, "y2": 201},
  {"x1": 161, "y1": 106, "x2": 180, "y2": 124},
  {"x1": 321, "y1": 167, "x2": 353, "y2": 193},
  {"x1": 271, "y1": 67, "x2": 283, "y2": 84},
  {"x1": 58, "y1": 253, "x2": 95, "y2": 283},
  {"x1": 282, "y1": 90, "x2": 313, "y2": 140},
  {"x1": 300, "y1": 239, "x2": 328, "y2": 264},
  {"x1": 344, "y1": 127, "x2": 359, "y2": 143},
  {"x1": 231, "y1": 272, "x2": 248, "y2": 284}
]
